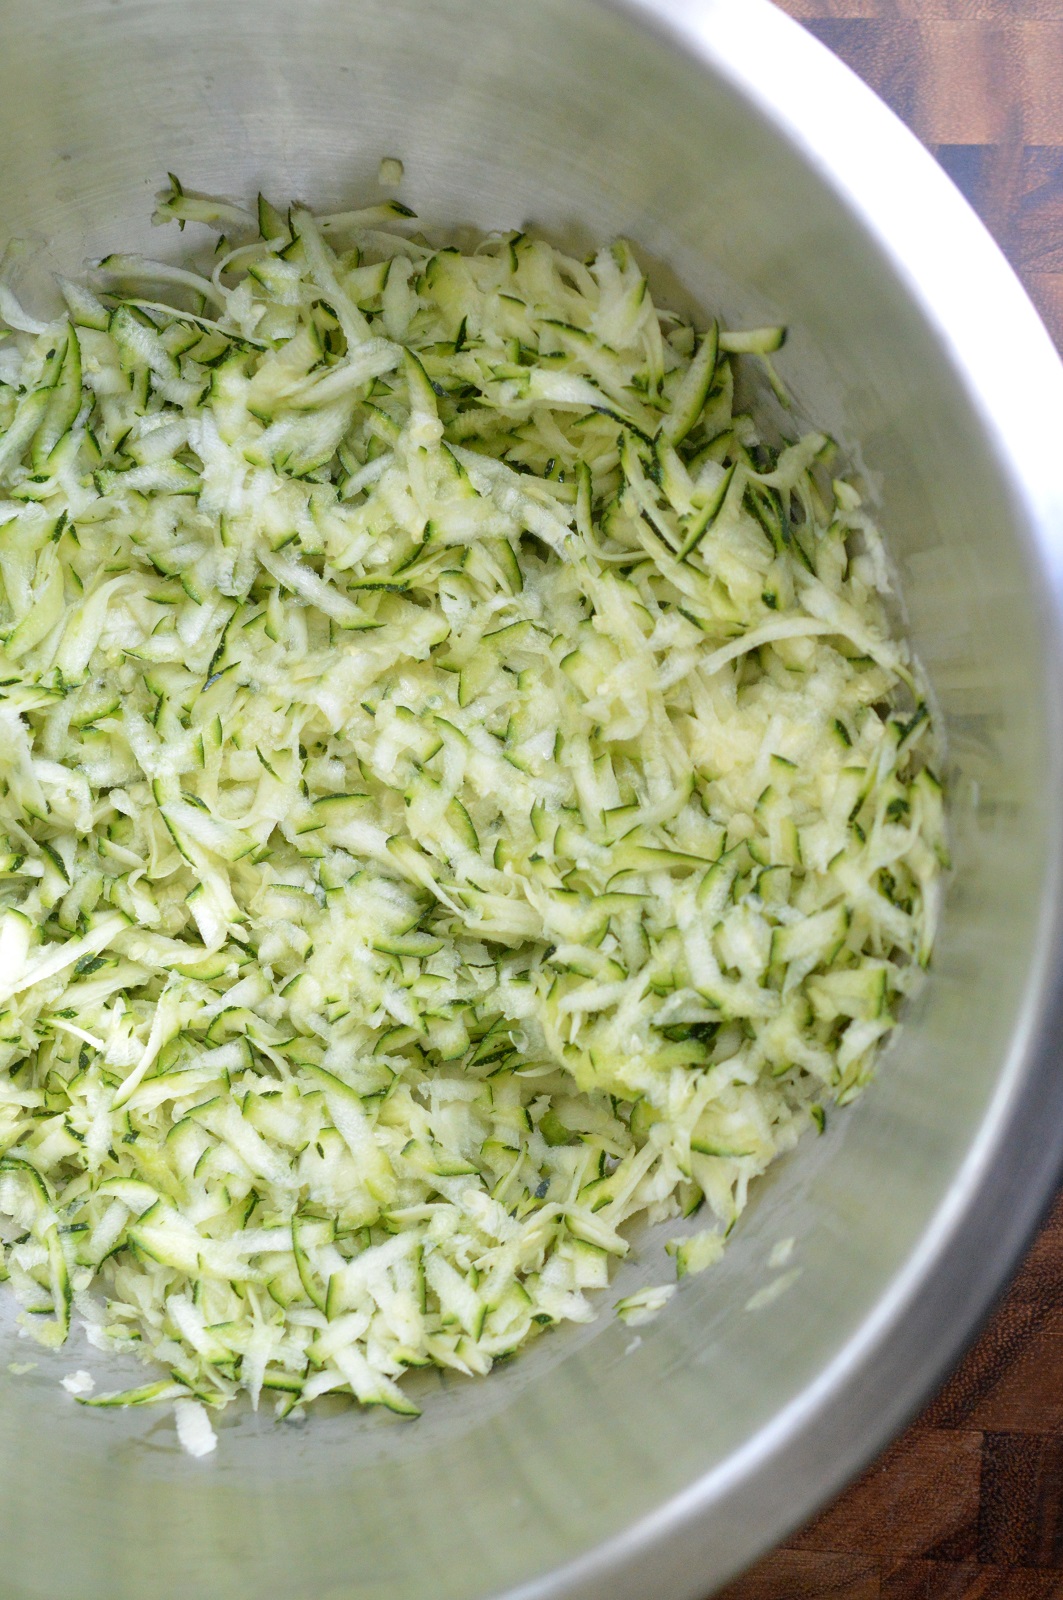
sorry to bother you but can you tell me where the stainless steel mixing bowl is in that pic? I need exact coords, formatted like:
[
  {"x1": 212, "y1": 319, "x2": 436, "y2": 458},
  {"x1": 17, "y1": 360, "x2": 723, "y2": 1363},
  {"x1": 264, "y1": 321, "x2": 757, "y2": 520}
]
[{"x1": 3, "y1": 1, "x2": 1063, "y2": 1596}]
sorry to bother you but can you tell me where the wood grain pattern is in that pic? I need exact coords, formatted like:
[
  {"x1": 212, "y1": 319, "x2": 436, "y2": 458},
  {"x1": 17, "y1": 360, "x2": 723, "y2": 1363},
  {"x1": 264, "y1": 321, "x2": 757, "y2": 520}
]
[
  {"x1": 781, "y1": 13, "x2": 1063, "y2": 346},
  {"x1": 716, "y1": 3, "x2": 1063, "y2": 1595},
  {"x1": 782, "y1": 4, "x2": 1063, "y2": 20},
  {"x1": 721, "y1": 1199, "x2": 1063, "y2": 1595}
]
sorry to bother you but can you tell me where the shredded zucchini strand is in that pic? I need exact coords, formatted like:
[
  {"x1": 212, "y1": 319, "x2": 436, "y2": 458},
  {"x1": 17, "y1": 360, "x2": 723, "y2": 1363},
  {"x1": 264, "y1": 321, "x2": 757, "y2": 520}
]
[{"x1": 0, "y1": 177, "x2": 946, "y2": 1420}]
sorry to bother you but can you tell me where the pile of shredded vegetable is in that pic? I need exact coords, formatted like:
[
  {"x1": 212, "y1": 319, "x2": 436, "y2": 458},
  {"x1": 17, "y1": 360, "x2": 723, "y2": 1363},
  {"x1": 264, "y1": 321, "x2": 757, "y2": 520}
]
[{"x1": 0, "y1": 176, "x2": 947, "y2": 1425}]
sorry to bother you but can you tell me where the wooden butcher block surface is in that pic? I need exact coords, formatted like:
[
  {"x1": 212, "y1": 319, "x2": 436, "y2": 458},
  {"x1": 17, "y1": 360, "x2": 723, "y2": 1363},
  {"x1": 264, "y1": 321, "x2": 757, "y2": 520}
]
[{"x1": 718, "y1": 3, "x2": 1063, "y2": 1596}]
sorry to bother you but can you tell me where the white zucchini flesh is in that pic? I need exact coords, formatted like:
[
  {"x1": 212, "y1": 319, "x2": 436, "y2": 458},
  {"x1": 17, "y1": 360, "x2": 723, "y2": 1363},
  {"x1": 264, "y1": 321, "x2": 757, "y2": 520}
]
[{"x1": 0, "y1": 176, "x2": 946, "y2": 1423}]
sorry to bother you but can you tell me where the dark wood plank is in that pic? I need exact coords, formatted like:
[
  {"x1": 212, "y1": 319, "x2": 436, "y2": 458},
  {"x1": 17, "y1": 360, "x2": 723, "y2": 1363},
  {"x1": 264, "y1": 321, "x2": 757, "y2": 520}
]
[
  {"x1": 1019, "y1": 149, "x2": 1063, "y2": 274},
  {"x1": 801, "y1": 19, "x2": 1022, "y2": 142},
  {"x1": 1028, "y1": 272, "x2": 1063, "y2": 340},
  {"x1": 803, "y1": 20, "x2": 925, "y2": 125},
  {"x1": 880, "y1": 1563, "x2": 1063, "y2": 1598},
  {"x1": 978, "y1": 1434, "x2": 1063, "y2": 1567},
  {"x1": 790, "y1": 1431, "x2": 983, "y2": 1561},
  {"x1": 717, "y1": 1550, "x2": 880, "y2": 1599},
  {"x1": 957, "y1": 1312, "x2": 1063, "y2": 1435},
  {"x1": 784, "y1": 4, "x2": 1063, "y2": 20},
  {"x1": 1019, "y1": 26, "x2": 1063, "y2": 141}
]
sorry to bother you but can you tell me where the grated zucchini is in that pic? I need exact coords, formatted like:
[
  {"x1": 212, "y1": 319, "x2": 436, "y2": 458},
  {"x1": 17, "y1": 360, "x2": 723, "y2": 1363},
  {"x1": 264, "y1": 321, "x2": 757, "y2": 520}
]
[{"x1": 0, "y1": 177, "x2": 946, "y2": 1424}]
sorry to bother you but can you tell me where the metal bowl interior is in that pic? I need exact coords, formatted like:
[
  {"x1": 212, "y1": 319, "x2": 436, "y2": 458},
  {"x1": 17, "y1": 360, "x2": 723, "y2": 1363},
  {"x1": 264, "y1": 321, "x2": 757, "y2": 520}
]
[{"x1": 2, "y1": 2, "x2": 1063, "y2": 1597}]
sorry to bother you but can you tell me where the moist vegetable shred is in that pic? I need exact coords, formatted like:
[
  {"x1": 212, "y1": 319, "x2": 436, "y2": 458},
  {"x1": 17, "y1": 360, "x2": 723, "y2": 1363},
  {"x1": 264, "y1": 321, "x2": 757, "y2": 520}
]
[{"x1": 0, "y1": 176, "x2": 945, "y2": 1426}]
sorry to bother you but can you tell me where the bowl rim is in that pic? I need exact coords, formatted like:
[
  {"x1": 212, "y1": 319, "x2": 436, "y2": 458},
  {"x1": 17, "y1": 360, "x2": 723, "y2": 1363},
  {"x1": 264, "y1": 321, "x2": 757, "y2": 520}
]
[{"x1": 510, "y1": 2, "x2": 1063, "y2": 1596}]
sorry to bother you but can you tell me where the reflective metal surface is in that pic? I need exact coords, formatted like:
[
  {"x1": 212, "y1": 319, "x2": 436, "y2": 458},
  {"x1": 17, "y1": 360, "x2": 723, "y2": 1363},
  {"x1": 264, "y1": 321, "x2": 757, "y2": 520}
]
[{"x1": 3, "y1": 2, "x2": 1063, "y2": 1596}]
